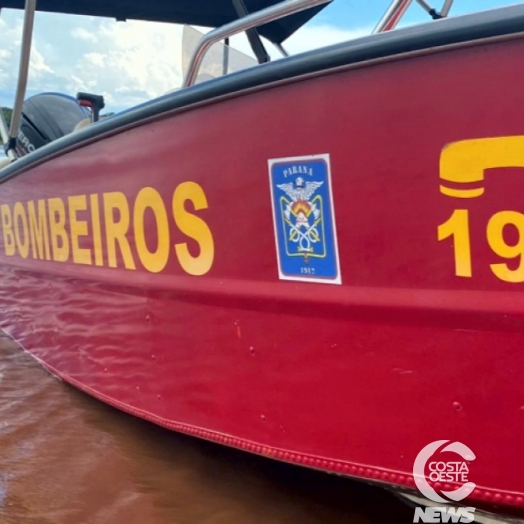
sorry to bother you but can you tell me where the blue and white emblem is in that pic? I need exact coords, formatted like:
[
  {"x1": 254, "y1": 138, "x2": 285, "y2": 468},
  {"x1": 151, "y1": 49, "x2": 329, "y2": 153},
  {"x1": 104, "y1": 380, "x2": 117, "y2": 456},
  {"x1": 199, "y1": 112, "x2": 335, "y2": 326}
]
[{"x1": 268, "y1": 154, "x2": 341, "y2": 284}]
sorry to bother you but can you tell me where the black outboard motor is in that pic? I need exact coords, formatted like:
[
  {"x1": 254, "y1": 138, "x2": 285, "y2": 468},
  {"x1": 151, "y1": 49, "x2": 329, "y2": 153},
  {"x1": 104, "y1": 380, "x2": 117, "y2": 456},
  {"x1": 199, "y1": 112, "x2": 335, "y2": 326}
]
[{"x1": 16, "y1": 93, "x2": 90, "y2": 157}]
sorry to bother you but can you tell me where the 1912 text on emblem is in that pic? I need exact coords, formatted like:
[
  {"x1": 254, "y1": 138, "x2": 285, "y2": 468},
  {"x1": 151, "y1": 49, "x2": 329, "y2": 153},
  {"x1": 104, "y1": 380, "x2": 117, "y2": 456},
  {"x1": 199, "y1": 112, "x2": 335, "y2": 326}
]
[{"x1": 268, "y1": 154, "x2": 341, "y2": 284}]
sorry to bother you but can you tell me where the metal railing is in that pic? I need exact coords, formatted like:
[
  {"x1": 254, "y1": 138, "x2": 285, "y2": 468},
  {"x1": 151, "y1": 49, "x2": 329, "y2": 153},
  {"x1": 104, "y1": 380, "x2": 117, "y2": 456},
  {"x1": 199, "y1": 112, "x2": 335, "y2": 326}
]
[
  {"x1": 0, "y1": 0, "x2": 456, "y2": 163},
  {"x1": 373, "y1": 0, "x2": 455, "y2": 34},
  {"x1": 374, "y1": 0, "x2": 413, "y2": 34},
  {"x1": 184, "y1": 0, "x2": 454, "y2": 86},
  {"x1": 183, "y1": 0, "x2": 331, "y2": 87}
]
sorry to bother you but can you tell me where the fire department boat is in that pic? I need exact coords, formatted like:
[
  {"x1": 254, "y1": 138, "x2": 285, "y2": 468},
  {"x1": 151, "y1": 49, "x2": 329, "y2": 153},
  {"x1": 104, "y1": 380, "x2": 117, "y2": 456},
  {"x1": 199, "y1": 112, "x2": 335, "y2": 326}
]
[{"x1": 1, "y1": 0, "x2": 524, "y2": 521}]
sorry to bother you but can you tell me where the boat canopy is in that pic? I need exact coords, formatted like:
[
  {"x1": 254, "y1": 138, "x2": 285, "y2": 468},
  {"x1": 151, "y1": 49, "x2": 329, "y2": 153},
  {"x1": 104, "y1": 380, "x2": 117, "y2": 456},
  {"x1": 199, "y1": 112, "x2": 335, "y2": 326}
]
[{"x1": 0, "y1": 0, "x2": 328, "y2": 43}]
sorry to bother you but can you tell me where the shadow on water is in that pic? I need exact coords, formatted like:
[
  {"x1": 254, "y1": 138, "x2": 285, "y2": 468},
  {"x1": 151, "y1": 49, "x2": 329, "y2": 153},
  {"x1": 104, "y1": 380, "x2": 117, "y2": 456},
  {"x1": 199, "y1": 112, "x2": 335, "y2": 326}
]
[{"x1": 0, "y1": 337, "x2": 412, "y2": 524}]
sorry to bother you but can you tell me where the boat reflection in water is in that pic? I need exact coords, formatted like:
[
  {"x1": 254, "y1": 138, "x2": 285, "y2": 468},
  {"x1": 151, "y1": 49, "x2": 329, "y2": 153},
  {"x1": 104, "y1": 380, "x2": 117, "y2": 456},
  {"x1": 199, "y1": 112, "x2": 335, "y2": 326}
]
[{"x1": 0, "y1": 337, "x2": 411, "y2": 524}]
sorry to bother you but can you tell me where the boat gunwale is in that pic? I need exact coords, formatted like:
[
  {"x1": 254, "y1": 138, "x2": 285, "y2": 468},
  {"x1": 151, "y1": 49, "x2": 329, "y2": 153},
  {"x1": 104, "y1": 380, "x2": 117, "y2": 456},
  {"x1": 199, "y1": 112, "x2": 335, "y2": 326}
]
[{"x1": 2, "y1": 3, "x2": 524, "y2": 182}]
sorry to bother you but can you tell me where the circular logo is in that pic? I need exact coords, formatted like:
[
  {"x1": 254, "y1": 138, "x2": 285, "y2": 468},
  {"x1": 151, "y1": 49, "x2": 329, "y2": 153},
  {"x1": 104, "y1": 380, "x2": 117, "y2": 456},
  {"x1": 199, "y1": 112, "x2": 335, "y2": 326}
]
[{"x1": 413, "y1": 440, "x2": 476, "y2": 503}]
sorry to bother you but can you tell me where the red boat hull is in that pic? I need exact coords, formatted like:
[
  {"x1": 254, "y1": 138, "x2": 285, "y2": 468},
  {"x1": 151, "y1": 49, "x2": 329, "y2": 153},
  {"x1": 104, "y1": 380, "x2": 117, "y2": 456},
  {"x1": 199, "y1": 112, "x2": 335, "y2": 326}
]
[{"x1": 2, "y1": 32, "x2": 524, "y2": 515}]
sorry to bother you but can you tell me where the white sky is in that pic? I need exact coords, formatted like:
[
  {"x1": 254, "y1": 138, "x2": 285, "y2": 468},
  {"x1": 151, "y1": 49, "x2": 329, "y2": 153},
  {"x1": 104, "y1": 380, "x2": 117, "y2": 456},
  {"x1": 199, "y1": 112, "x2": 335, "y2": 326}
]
[{"x1": 0, "y1": 9, "x2": 369, "y2": 113}]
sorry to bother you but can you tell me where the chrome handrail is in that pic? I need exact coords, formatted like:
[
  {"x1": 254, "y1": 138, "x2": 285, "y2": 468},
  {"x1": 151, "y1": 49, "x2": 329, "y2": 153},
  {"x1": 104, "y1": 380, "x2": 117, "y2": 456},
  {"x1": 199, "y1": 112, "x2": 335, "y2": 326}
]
[
  {"x1": 182, "y1": 0, "x2": 331, "y2": 88},
  {"x1": 441, "y1": 0, "x2": 454, "y2": 17},
  {"x1": 373, "y1": 0, "x2": 413, "y2": 34},
  {"x1": 374, "y1": 0, "x2": 454, "y2": 34}
]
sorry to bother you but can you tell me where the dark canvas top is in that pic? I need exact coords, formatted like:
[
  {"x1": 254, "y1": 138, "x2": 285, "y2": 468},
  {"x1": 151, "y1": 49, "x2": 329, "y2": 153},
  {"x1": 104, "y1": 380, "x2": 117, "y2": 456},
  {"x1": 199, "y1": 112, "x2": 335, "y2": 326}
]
[{"x1": 0, "y1": 0, "x2": 329, "y2": 43}]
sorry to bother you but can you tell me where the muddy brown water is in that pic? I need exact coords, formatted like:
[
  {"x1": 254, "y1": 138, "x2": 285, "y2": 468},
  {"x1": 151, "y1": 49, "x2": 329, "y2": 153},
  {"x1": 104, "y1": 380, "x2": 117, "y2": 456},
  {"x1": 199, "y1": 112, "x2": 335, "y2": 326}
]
[{"x1": 0, "y1": 336, "x2": 412, "y2": 524}]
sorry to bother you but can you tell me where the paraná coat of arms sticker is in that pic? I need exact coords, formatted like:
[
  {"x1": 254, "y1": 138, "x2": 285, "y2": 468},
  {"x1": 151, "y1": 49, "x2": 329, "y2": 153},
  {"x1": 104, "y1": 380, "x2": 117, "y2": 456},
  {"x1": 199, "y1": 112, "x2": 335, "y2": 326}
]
[{"x1": 268, "y1": 154, "x2": 341, "y2": 284}]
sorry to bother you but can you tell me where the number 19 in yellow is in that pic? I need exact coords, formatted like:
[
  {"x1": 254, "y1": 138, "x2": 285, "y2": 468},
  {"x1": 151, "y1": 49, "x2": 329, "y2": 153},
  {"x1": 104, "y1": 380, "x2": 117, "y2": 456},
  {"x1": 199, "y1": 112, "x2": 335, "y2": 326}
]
[{"x1": 438, "y1": 209, "x2": 524, "y2": 283}]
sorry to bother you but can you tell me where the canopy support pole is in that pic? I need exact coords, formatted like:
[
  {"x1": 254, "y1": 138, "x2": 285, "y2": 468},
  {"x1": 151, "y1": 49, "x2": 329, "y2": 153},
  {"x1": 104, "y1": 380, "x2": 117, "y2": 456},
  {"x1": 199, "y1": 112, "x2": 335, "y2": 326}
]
[
  {"x1": 231, "y1": 0, "x2": 271, "y2": 63},
  {"x1": 222, "y1": 37, "x2": 230, "y2": 75},
  {"x1": 275, "y1": 43, "x2": 289, "y2": 57},
  {"x1": 6, "y1": 0, "x2": 37, "y2": 159},
  {"x1": 415, "y1": 0, "x2": 442, "y2": 18}
]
